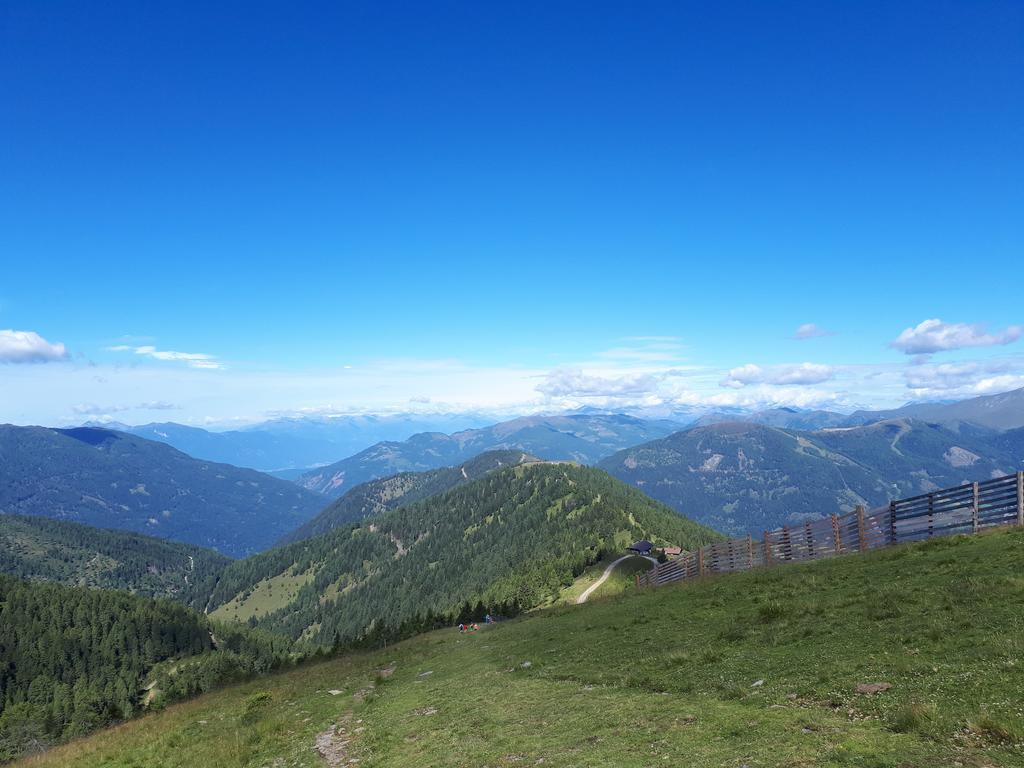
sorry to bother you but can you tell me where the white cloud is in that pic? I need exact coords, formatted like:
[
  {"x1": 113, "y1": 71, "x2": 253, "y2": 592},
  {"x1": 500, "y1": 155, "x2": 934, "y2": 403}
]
[
  {"x1": 109, "y1": 344, "x2": 223, "y2": 369},
  {"x1": 0, "y1": 329, "x2": 69, "y2": 363},
  {"x1": 720, "y1": 362, "x2": 835, "y2": 388},
  {"x1": 720, "y1": 364, "x2": 765, "y2": 388},
  {"x1": 698, "y1": 385, "x2": 847, "y2": 410},
  {"x1": 903, "y1": 358, "x2": 1024, "y2": 397},
  {"x1": 891, "y1": 319, "x2": 1022, "y2": 355},
  {"x1": 72, "y1": 403, "x2": 129, "y2": 416},
  {"x1": 71, "y1": 400, "x2": 180, "y2": 416},
  {"x1": 6, "y1": 329, "x2": 1022, "y2": 427},
  {"x1": 140, "y1": 401, "x2": 180, "y2": 410},
  {"x1": 793, "y1": 323, "x2": 832, "y2": 340},
  {"x1": 594, "y1": 336, "x2": 685, "y2": 363},
  {"x1": 536, "y1": 368, "x2": 665, "y2": 398}
]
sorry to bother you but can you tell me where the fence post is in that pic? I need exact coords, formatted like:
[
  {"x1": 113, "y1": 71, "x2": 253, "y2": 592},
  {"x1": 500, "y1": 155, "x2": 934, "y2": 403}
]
[
  {"x1": 804, "y1": 522, "x2": 814, "y2": 559},
  {"x1": 856, "y1": 505, "x2": 866, "y2": 551},
  {"x1": 697, "y1": 546, "x2": 705, "y2": 577},
  {"x1": 763, "y1": 531, "x2": 772, "y2": 567},
  {"x1": 635, "y1": 573, "x2": 641, "y2": 589},
  {"x1": 972, "y1": 481, "x2": 980, "y2": 533},
  {"x1": 781, "y1": 526, "x2": 791, "y2": 561},
  {"x1": 747, "y1": 534, "x2": 754, "y2": 569},
  {"x1": 1018, "y1": 471, "x2": 1024, "y2": 527},
  {"x1": 889, "y1": 501, "x2": 897, "y2": 544},
  {"x1": 927, "y1": 492, "x2": 934, "y2": 539},
  {"x1": 831, "y1": 514, "x2": 842, "y2": 555}
]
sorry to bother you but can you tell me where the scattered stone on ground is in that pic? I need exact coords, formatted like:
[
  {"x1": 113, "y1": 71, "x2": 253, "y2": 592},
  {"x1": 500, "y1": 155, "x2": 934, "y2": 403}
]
[
  {"x1": 418, "y1": 670, "x2": 433, "y2": 677},
  {"x1": 352, "y1": 687, "x2": 374, "y2": 704},
  {"x1": 751, "y1": 679, "x2": 764, "y2": 687},
  {"x1": 314, "y1": 714, "x2": 353, "y2": 767},
  {"x1": 855, "y1": 682, "x2": 893, "y2": 695},
  {"x1": 413, "y1": 706, "x2": 439, "y2": 716},
  {"x1": 328, "y1": 690, "x2": 344, "y2": 696},
  {"x1": 377, "y1": 664, "x2": 396, "y2": 679},
  {"x1": 520, "y1": 661, "x2": 532, "y2": 669}
]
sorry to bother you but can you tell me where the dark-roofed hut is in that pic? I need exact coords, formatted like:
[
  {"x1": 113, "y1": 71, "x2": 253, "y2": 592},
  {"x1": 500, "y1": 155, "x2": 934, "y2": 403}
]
[{"x1": 628, "y1": 540, "x2": 653, "y2": 555}]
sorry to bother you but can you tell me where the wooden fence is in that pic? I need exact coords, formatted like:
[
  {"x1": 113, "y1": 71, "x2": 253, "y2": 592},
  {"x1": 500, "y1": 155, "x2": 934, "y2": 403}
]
[{"x1": 637, "y1": 471, "x2": 1024, "y2": 589}]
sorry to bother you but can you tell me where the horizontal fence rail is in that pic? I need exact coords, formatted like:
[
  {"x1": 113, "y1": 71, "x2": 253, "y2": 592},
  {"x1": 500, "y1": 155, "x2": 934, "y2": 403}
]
[{"x1": 638, "y1": 471, "x2": 1024, "y2": 589}]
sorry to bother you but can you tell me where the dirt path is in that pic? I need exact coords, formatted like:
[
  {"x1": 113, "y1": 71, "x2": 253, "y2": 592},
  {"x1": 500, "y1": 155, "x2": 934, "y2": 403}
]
[
  {"x1": 315, "y1": 712, "x2": 354, "y2": 767},
  {"x1": 576, "y1": 555, "x2": 656, "y2": 604}
]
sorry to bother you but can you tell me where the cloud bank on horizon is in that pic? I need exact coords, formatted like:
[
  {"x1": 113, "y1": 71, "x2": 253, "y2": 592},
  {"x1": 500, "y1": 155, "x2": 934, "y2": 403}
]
[{"x1": 2, "y1": 319, "x2": 1023, "y2": 427}]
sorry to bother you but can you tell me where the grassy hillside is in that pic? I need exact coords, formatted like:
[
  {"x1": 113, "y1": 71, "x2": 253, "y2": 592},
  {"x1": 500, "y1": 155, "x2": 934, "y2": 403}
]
[
  {"x1": 600, "y1": 419, "x2": 1021, "y2": 535},
  {"x1": 281, "y1": 450, "x2": 537, "y2": 543},
  {"x1": 0, "y1": 514, "x2": 229, "y2": 609},
  {"x1": 0, "y1": 426, "x2": 325, "y2": 557},
  {"x1": 22, "y1": 526, "x2": 1024, "y2": 767},
  {"x1": 208, "y1": 463, "x2": 721, "y2": 645}
]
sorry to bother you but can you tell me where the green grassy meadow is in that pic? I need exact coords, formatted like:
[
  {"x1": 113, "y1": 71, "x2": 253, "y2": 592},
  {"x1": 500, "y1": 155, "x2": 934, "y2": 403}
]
[
  {"x1": 18, "y1": 527, "x2": 1024, "y2": 767},
  {"x1": 554, "y1": 553, "x2": 651, "y2": 605},
  {"x1": 209, "y1": 567, "x2": 313, "y2": 623}
]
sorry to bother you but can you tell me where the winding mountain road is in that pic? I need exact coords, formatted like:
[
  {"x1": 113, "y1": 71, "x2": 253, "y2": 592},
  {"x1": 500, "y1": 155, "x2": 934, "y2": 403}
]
[{"x1": 576, "y1": 554, "x2": 657, "y2": 604}]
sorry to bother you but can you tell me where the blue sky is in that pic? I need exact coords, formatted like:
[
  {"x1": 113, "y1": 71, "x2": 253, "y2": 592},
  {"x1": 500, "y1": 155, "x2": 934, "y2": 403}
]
[{"x1": 1, "y1": 1, "x2": 1022, "y2": 426}]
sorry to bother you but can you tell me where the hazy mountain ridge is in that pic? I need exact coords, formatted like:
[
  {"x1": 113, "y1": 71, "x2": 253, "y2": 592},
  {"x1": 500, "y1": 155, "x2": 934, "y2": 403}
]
[
  {"x1": 600, "y1": 418, "x2": 1022, "y2": 535},
  {"x1": 107, "y1": 413, "x2": 495, "y2": 472},
  {"x1": 0, "y1": 425, "x2": 326, "y2": 557},
  {"x1": 840, "y1": 387, "x2": 1024, "y2": 430},
  {"x1": 296, "y1": 414, "x2": 682, "y2": 498},
  {"x1": 695, "y1": 407, "x2": 849, "y2": 431},
  {"x1": 281, "y1": 449, "x2": 538, "y2": 543}
]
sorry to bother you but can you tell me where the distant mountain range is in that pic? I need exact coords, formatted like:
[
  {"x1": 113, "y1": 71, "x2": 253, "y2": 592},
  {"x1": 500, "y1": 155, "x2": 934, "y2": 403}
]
[
  {"x1": 93, "y1": 413, "x2": 495, "y2": 472},
  {"x1": 694, "y1": 407, "x2": 850, "y2": 431},
  {"x1": 0, "y1": 514, "x2": 228, "y2": 608},
  {"x1": 295, "y1": 414, "x2": 682, "y2": 498},
  {"x1": 281, "y1": 449, "x2": 537, "y2": 543},
  {"x1": 0, "y1": 425, "x2": 326, "y2": 557},
  {"x1": 600, "y1": 419, "x2": 1024, "y2": 536},
  {"x1": 692, "y1": 387, "x2": 1024, "y2": 432},
  {"x1": 841, "y1": 387, "x2": 1024, "y2": 431}
]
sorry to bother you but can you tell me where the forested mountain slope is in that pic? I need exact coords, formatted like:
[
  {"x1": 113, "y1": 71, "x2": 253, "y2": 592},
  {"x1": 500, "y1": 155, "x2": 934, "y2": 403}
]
[
  {"x1": 281, "y1": 449, "x2": 536, "y2": 543},
  {"x1": 0, "y1": 515, "x2": 228, "y2": 609},
  {"x1": 0, "y1": 575, "x2": 292, "y2": 762},
  {"x1": 210, "y1": 463, "x2": 721, "y2": 645},
  {"x1": 0, "y1": 425, "x2": 325, "y2": 557},
  {"x1": 296, "y1": 414, "x2": 680, "y2": 498},
  {"x1": 600, "y1": 419, "x2": 1021, "y2": 535}
]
